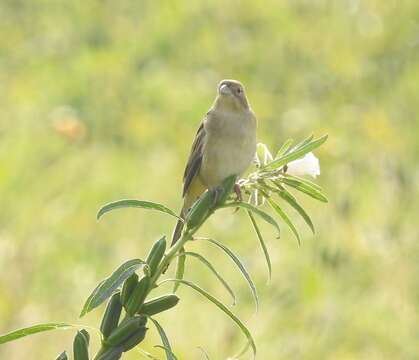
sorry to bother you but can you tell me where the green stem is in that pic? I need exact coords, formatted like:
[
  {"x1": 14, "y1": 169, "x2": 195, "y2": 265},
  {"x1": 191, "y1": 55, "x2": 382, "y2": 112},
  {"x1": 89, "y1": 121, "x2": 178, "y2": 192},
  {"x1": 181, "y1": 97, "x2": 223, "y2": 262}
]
[{"x1": 93, "y1": 221, "x2": 202, "y2": 360}]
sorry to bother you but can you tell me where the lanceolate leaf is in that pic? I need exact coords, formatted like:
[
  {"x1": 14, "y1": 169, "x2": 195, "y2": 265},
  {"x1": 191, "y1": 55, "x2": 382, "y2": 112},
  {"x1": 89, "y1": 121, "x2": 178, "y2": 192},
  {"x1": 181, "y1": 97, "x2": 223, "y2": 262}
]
[
  {"x1": 56, "y1": 351, "x2": 68, "y2": 360},
  {"x1": 0, "y1": 323, "x2": 73, "y2": 345},
  {"x1": 80, "y1": 259, "x2": 145, "y2": 317},
  {"x1": 283, "y1": 174, "x2": 323, "y2": 191},
  {"x1": 196, "y1": 237, "x2": 258, "y2": 311},
  {"x1": 218, "y1": 202, "x2": 280, "y2": 238},
  {"x1": 291, "y1": 134, "x2": 314, "y2": 152},
  {"x1": 279, "y1": 178, "x2": 328, "y2": 203},
  {"x1": 183, "y1": 251, "x2": 236, "y2": 305},
  {"x1": 275, "y1": 138, "x2": 293, "y2": 158},
  {"x1": 277, "y1": 189, "x2": 315, "y2": 234},
  {"x1": 247, "y1": 211, "x2": 272, "y2": 281},
  {"x1": 267, "y1": 198, "x2": 301, "y2": 245},
  {"x1": 159, "y1": 279, "x2": 256, "y2": 359},
  {"x1": 263, "y1": 134, "x2": 328, "y2": 170},
  {"x1": 149, "y1": 318, "x2": 177, "y2": 360},
  {"x1": 97, "y1": 200, "x2": 181, "y2": 221}
]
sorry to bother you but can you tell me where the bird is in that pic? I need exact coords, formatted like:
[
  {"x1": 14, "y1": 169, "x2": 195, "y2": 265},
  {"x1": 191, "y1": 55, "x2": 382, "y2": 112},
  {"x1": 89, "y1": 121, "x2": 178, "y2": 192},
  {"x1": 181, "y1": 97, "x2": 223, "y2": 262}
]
[{"x1": 171, "y1": 79, "x2": 257, "y2": 245}]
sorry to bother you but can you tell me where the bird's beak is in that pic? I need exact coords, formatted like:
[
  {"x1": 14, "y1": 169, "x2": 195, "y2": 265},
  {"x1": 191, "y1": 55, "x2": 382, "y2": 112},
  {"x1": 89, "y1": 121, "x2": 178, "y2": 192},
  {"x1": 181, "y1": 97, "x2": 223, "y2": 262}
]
[{"x1": 219, "y1": 84, "x2": 231, "y2": 96}]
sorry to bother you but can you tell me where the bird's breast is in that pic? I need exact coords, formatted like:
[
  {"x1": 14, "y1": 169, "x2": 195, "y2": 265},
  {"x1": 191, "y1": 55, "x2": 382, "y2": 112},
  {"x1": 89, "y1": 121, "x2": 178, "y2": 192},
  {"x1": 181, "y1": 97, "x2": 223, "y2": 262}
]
[{"x1": 200, "y1": 111, "x2": 256, "y2": 188}]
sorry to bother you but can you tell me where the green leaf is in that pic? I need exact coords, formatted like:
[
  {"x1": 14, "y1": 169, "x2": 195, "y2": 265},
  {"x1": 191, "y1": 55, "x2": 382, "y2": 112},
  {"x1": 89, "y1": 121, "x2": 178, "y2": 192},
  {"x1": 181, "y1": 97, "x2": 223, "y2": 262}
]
[
  {"x1": 173, "y1": 247, "x2": 186, "y2": 293},
  {"x1": 247, "y1": 211, "x2": 272, "y2": 281},
  {"x1": 0, "y1": 323, "x2": 73, "y2": 345},
  {"x1": 277, "y1": 189, "x2": 315, "y2": 234},
  {"x1": 154, "y1": 345, "x2": 178, "y2": 358},
  {"x1": 291, "y1": 134, "x2": 314, "y2": 152},
  {"x1": 159, "y1": 279, "x2": 256, "y2": 359},
  {"x1": 97, "y1": 200, "x2": 181, "y2": 221},
  {"x1": 283, "y1": 174, "x2": 323, "y2": 191},
  {"x1": 279, "y1": 178, "x2": 328, "y2": 203},
  {"x1": 149, "y1": 318, "x2": 177, "y2": 360},
  {"x1": 218, "y1": 202, "x2": 280, "y2": 238},
  {"x1": 80, "y1": 259, "x2": 145, "y2": 317},
  {"x1": 275, "y1": 138, "x2": 293, "y2": 158},
  {"x1": 267, "y1": 198, "x2": 301, "y2": 245},
  {"x1": 183, "y1": 251, "x2": 236, "y2": 305},
  {"x1": 263, "y1": 134, "x2": 328, "y2": 170},
  {"x1": 196, "y1": 237, "x2": 258, "y2": 311},
  {"x1": 56, "y1": 351, "x2": 68, "y2": 360}
]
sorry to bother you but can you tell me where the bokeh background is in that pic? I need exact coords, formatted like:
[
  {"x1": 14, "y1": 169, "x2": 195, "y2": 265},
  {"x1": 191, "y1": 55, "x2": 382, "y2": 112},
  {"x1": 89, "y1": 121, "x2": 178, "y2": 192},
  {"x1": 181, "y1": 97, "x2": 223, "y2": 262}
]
[{"x1": 1, "y1": 0, "x2": 418, "y2": 359}]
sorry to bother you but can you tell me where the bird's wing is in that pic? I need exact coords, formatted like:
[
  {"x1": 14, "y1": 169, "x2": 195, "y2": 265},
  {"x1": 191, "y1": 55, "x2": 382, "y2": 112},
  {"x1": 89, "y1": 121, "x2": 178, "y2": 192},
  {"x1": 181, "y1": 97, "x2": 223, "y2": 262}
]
[{"x1": 182, "y1": 121, "x2": 206, "y2": 197}]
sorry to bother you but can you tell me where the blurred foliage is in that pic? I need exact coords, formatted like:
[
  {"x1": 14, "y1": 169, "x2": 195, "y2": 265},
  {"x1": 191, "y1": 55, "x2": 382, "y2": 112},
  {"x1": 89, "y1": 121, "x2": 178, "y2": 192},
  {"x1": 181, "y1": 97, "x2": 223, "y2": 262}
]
[{"x1": 0, "y1": 0, "x2": 418, "y2": 359}]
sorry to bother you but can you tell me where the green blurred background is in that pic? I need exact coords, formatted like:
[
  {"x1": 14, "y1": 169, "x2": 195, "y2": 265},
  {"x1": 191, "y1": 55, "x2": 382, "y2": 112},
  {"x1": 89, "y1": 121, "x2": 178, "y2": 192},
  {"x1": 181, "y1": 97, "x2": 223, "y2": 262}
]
[{"x1": 1, "y1": 0, "x2": 418, "y2": 359}]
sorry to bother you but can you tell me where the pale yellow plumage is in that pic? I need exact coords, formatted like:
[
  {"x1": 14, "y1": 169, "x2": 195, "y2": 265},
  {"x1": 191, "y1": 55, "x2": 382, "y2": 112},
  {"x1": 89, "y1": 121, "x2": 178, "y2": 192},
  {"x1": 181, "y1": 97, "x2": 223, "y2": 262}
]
[{"x1": 172, "y1": 79, "x2": 257, "y2": 244}]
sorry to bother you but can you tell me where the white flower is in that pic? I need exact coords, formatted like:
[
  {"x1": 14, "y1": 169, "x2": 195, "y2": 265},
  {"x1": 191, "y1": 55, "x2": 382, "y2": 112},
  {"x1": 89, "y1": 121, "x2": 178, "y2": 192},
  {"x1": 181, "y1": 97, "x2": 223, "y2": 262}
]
[{"x1": 286, "y1": 152, "x2": 320, "y2": 178}]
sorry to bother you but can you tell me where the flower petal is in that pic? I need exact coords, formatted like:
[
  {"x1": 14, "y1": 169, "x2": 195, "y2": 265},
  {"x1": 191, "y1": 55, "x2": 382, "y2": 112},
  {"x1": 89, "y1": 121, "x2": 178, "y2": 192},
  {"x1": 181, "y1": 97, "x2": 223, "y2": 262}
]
[{"x1": 286, "y1": 152, "x2": 320, "y2": 178}]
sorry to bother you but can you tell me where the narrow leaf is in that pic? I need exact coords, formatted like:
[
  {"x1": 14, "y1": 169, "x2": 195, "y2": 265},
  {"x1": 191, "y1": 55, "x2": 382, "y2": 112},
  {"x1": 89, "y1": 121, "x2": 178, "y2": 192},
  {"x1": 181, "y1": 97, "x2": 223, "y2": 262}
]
[
  {"x1": 173, "y1": 247, "x2": 186, "y2": 293},
  {"x1": 183, "y1": 251, "x2": 236, "y2": 305},
  {"x1": 263, "y1": 134, "x2": 328, "y2": 170},
  {"x1": 154, "y1": 345, "x2": 178, "y2": 359},
  {"x1": 0, "y1": 323, "x2": 73, "y2": 344},
  {"x1": 283, "y1": 174, "x2": 323, "y2": 191},
  {"x1": 80, "y1": 259, "x2": 145, "y2": 317},
  {"x1": 97, "y1": 200, "x2": 181, "y2": 221},
  {"x1": 56, "y1": 351, "x2": 68, "y2": 360},
  {"x1": 291, "y1": 134, "x2": 314, "y2": 152},
  {"x1": 275, "y1": 138, "x2": 293, "y2": 158},
  {"x1": 247, "y1": 211, "x2": 272, "y2": 281},
  {"x1": 267, "y1": 198, "x2": 301, "y2": 245},
  {"x1": 279, "y1": 178, "x2": 328, "y2": 202},
  {"x1": 149, "y1": 318, "x2": 177, "y2": 360},
  {"x1": 218, "y1": 202, "x2": 280, "y2": 238},
  {"x1": 159, "y1": 279, "x2": 256, "y2": 359},
  {"x1": 196, "y1": 237, "x2": 258, "y2": 311},
  {"x1": 277, "y1": 189, "x2": 314, "y2": 234}
]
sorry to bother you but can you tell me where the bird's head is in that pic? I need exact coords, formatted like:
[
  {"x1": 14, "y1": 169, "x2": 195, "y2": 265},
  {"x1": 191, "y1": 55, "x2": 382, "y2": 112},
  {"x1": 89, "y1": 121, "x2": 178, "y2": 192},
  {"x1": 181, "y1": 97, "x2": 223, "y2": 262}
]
[{"x1": 215, "y1": 79, "x2": 250, "y2": 111}]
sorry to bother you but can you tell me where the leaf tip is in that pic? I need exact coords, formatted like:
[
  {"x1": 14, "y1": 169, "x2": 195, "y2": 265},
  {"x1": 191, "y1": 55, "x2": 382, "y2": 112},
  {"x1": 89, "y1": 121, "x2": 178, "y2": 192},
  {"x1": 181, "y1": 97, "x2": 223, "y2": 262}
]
[{"x1": 96, "y1": 207, "x2": 106, "y2": 220}]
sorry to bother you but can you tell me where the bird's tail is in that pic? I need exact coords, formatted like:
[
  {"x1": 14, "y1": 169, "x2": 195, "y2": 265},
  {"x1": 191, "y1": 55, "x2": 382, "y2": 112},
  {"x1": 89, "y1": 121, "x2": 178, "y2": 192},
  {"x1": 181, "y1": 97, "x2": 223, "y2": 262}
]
[
  {"x1": 171, "y1": 204, "x2": 187, "y2": 246},
  {"x1": 171, "y1": 178, "x2": 206, "y2": 246}
]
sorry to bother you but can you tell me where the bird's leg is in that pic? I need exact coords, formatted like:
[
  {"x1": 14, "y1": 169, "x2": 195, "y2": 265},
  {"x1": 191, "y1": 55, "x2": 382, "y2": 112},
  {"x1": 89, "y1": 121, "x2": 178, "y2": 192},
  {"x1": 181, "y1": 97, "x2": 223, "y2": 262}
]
[{"x1": 234, "y1": 183, "x2": 242, "y2": 202}]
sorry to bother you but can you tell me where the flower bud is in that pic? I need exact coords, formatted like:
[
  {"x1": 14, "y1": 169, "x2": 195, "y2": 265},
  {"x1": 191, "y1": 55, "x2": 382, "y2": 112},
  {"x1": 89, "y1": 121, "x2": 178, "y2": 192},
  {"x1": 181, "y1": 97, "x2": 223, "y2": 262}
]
[
  {"x1": 100, "y1": 292, "x2": 122, "y2": 338},
  {"x1": 146, "y1": 237, "x2": 166, "y2": 276},
  {"x1": 125, "y1": 276, "x2": 150, "y2": 316},
  {"x1": 140, "y1": 294, "x2": 179, "y2": 316},
  {"x1": 73, "y1": 330, "x2": 89, "y2": 360}
]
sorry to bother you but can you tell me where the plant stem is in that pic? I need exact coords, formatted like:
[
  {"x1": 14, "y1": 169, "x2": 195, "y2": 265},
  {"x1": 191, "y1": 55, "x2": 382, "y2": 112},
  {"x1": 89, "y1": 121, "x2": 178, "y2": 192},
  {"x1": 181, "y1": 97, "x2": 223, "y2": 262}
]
[{"x1": 93, "y1": 224, "x2": 199, "y2": 360}]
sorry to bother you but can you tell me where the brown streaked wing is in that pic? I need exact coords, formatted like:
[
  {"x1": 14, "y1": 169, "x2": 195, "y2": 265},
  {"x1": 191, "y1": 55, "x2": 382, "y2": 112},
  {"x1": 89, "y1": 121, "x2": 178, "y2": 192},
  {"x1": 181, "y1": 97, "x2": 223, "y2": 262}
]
[{"x1": 183, "y1": 121, "x2": 206, "y2": 197}]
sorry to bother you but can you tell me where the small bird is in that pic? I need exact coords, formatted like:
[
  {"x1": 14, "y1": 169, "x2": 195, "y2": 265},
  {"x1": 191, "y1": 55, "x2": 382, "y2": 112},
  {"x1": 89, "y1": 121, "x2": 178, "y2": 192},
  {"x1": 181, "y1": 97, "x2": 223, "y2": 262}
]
[{"x1": 172, "y1": 79, "x2": 257, "y2": 244}]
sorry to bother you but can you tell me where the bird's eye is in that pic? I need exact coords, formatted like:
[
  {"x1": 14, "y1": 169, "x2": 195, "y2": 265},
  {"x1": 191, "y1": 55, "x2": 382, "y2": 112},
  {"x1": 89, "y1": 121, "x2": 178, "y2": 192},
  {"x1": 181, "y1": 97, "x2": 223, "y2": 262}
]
[{"x1": 237, "y1": 88, "x2": 242, "y2": 94}]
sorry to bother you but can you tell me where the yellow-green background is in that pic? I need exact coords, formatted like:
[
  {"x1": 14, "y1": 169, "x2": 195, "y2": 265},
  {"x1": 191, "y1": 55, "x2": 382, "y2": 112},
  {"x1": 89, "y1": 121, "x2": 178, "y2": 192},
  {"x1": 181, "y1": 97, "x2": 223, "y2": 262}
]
[{"x1": 1, "y1": 1, "x2": 418, "y2": 359}]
